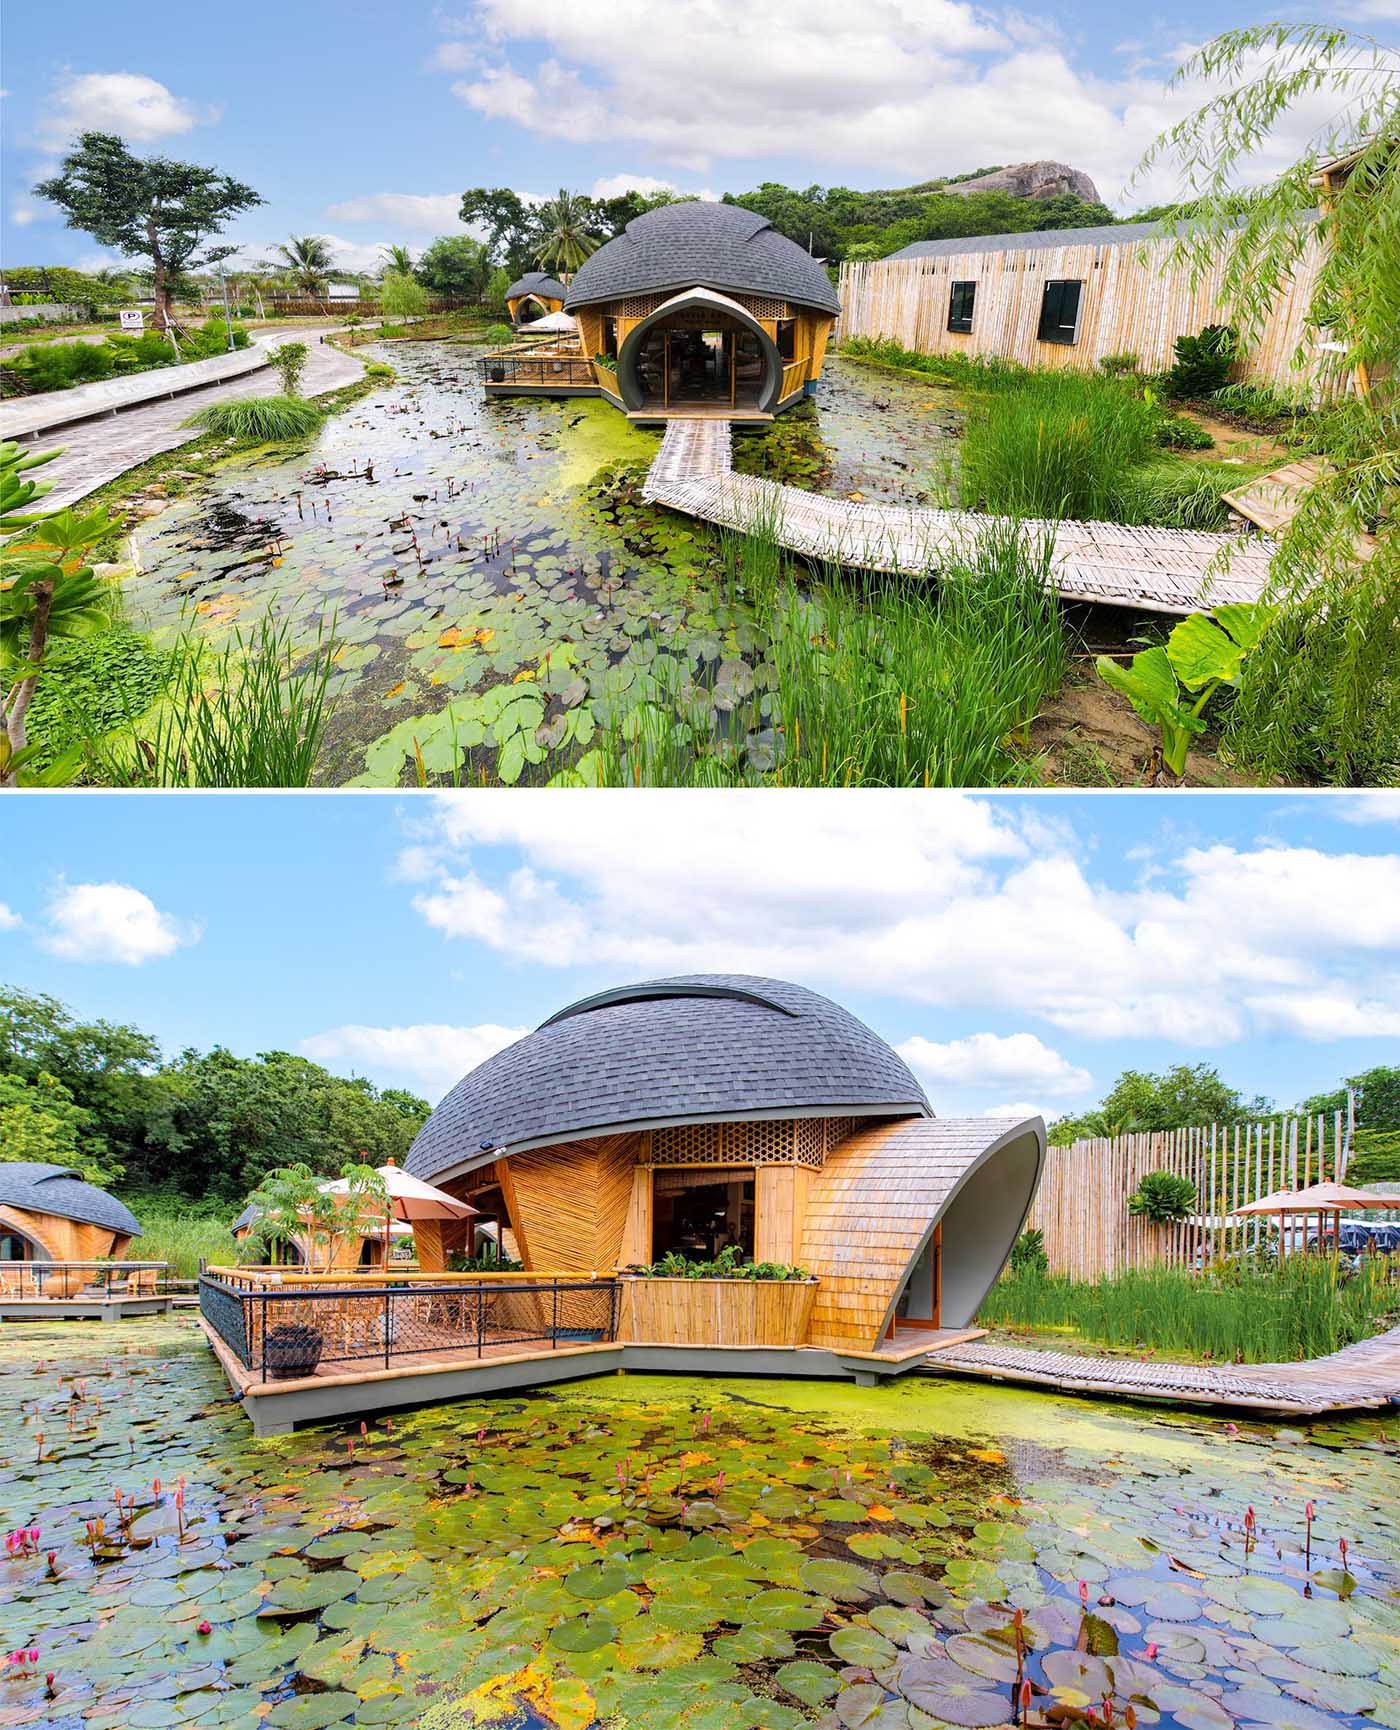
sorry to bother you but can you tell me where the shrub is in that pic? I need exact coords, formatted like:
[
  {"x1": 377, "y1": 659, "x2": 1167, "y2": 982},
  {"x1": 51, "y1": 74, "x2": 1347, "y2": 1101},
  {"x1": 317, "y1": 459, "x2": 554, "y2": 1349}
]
[
  {"x1": 197, "y1": 315, "x2": 250, "y2": 351},
  {"x1": 446, "y1": 1247, "x2": 523, "y2": 1272},
  {"x1": 627, "y1": 1245, "x2": 811, "y2": 1281},
  {"x1": 1126, "y1": 1169, "x2": 1198, "y2": 1223},
  {"x1": 1155, "y1": 413, "x2": 1214, "y2": 451},
  {"x1": 362, "y1": 361, "x2": 395, "y2": 380},
  {"x1": 267, "y1": 340, "x2": 308, "y2": 396},
  {"x1": 1008, "y1": 1228, "x2": 1048, "y2": 1275},
  {"x1": 1098, "y1": 351, "x2": 1141, "y2": 376},
  {"x1": 484, "y1": 322, "x2": 514, "y2": 346},
  {"x1": 1163, "y1": 324, "x2": 1239, "y2": 399},
  {"x1": 183, "y1": 395, "x2": 325, "y2": 442},
  {"x1": 1110, "y1": 460, "x2": 1243, "y2": 530}
]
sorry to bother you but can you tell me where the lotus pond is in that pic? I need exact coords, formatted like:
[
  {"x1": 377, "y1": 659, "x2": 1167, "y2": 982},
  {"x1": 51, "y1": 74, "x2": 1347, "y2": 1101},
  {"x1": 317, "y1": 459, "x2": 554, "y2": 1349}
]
[
  {"x1": 121, "y1": 344, "x2": 963, "y2": 786},
  {"x1": 8, "y1": 1320, "x2": 1399, "y2": 1730}
]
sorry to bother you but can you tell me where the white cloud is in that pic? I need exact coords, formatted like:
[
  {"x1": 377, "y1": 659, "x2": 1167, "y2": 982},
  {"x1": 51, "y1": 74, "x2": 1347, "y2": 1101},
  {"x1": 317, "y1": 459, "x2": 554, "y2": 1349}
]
[
  {"x1": 302, "y1": 1022, "x2": 527, "y2": 1101},
  {"x1": 591, "y1": 173, "x2": 676, "y2": 200},
  {"x1": 324, "y1": 193, "x2": 467, "y2": 233},
  {"x1": 41, "y1": 882, "x2": 199, "y2": 965},
  {"x1": 401, "y1": 794, "x2": 1400, "y2": 1048},
  {"x1": 0, "y1": 903, "x2": 22, "y2": 932},
  {"x1": 224, "y1": 233, "x2": 412, "y2": 275},
  {"x1": 434, "y1": 2, "x2": 1350, "y2": 201},
  {"x1": 981, "y1": 1102, "x2": 1051, "y2": 1122},
  {"x1": 37, "y1": 71, "x2": 213, "y2": 150},
  {"x1": 10, "y1": 203, "x2": 39, "y2": 227},
  {"x1": 1339, "y1": 793, "x2": 1400, "y2": 824},
  {"x1": 898, "y1": 1031, "x2": 1092, "y2": 1097}
]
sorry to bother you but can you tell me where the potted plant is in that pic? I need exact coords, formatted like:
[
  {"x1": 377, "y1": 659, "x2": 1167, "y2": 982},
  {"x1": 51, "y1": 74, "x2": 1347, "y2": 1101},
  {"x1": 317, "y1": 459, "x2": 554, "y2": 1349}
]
[{"x1": 265, "y1": 1321, "x2": 324, "y2": 1379}]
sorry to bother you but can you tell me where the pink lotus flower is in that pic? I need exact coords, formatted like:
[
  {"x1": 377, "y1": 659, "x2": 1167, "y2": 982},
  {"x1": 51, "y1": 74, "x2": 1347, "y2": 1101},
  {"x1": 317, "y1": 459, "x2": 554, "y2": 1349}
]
[{"x1": 197, "y1": 1620, "x2": 211, "y2": 1636}]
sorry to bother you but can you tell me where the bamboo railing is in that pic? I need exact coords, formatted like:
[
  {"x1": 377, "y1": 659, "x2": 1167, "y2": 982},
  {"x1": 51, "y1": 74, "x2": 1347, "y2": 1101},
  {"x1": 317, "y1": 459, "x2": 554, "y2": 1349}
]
[{"x1": 1026, "y1": 1107, "x2": 1364, "y2": 1279}]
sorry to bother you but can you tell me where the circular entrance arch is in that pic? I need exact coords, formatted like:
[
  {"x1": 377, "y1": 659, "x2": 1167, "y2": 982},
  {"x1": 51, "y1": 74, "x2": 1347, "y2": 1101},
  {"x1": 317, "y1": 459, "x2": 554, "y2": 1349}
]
[{"x1": 615, "y1": 288, "x2": 783, "y2": 415}]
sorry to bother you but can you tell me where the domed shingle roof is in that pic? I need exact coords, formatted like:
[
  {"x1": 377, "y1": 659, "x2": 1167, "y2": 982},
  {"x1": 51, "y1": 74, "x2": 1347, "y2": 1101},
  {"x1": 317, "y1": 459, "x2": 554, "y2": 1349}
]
[
  {"x1": 565, "y1": 203, "x2": 841, "y2": 317},
  {"x1": 408, "y1": 974, "x2": 929, "y2": 1182},
  {"x1": 505, "y1": 270, "x2": 569, "y2": 302},
  {"x1": 0, "y1": 1163, "x2": 142, "y2": 1238}
]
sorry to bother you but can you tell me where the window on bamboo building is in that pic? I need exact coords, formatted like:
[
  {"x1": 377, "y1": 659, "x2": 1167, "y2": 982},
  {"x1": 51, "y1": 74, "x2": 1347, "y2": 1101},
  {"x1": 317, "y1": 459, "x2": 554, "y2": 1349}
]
[
  {"x1": 1037, "y1": 279, "x2": 1083, "y2": 345},
  {"x1": 948, "y1": 280, "x2": 976, "y2": 333},
  {"x1": 776, "y1": 318, "x2": 797, "y2": 360},
  {"x1": 602, "y1": 317, "x2": 618, "y2": 359},
  {"x1": 651, "y1": 1167, "x2": 755, "y2": 1263}
]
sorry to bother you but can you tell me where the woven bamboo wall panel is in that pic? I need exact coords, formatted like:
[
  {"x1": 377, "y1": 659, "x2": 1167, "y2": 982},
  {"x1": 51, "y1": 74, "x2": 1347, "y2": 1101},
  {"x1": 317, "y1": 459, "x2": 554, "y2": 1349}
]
[
  {"x1": 838, "y1": 234, "x2": 1345, "y2": 396},
  {"x1": 617, "y1": 1276, "x2": 816, "y2": 1346},
  {"x1": 652, "y1": 1122, "x2": 727, "y2": 1165},
  {"x1": 506, "y1": 1133, "x2": 643, "y2": 1272},
  {"x1": 1027, "y1": 1113, "x2": 1353, "y2": 1280}
]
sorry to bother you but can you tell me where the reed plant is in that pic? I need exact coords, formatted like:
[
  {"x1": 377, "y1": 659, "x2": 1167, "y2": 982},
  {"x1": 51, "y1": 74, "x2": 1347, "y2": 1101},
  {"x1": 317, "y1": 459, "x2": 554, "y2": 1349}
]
[
  {"x1": 961, "y1": 370, "x2": 1161, "y2": 519},
  {"x1": 979, "y1": 1256, "x2": 1395, "y2": 1362},
  {"x1": 108, "y1": 610, "x2": 338, "y2": 787},
  {"x1": 121, "y1": 1196, "x2": 241, "y2": 1277},
  {"x1": 183, "y1": 395, "x2": 325, "y2": 443}
]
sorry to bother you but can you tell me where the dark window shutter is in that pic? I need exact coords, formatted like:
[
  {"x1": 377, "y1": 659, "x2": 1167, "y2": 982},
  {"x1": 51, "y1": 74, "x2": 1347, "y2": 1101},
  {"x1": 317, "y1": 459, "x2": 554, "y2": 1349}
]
[
  {"x1": 1038, "y1": 280, "x2": 1082, "y2": 345},
  {"x1": 948, "y1": 280, "x2": 976, "y2": 333}
]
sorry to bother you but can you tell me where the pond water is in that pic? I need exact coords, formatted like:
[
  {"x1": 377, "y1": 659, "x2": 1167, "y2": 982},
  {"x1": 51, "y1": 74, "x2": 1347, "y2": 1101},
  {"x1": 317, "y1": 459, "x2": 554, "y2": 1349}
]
[
  {"x1": 124, "y1": 345, "x2": 963, "y2": 786},
  {"x1": 8, "y1": 1319, "x2": 1398, "y2": 1730}
]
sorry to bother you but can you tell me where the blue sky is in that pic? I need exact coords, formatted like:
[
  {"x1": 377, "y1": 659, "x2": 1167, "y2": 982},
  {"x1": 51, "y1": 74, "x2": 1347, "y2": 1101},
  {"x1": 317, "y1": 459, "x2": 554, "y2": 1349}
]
[
  {"x1": 7, "y1": 2, "x2": 1397, "y2": 273},
  {"x1": 2, "y1": 791, "x2": 1396, "y2": 1123}
]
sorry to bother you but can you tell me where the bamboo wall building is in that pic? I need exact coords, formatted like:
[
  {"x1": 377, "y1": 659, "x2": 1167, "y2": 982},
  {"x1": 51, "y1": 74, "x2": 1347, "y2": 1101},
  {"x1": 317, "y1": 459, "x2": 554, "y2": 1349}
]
[
  {"x1": 839, "y1": 217, "x2": 1349, "y2": 396},
  {"x1": 481, "y1": 204, "x2": 842, "y2": 422},
  {"x1": 407, "y1": 975, "x2": 1045, "y2": 1352},
  {"x1": 0, "y1": 1162, "x2": 143, "y2": 1265}
]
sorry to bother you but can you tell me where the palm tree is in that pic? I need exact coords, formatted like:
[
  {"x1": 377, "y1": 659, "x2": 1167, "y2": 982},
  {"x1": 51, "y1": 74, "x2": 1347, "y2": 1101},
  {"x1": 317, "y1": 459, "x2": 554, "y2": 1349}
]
[
  {"x1": 273, "y1": 235, "x2": 335, "y2": 301},
  {"x1": 379, "y1": 244, "x2": 415, "y2": 277},
  {"x1": 534, "y1": 190, "x2": 600, "y2": 276}
]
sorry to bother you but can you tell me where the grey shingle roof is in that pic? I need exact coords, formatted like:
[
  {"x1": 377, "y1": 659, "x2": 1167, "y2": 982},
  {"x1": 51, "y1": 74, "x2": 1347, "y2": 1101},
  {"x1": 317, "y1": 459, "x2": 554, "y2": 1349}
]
[
  {"x1": 505, "y1": 271, "x2": 569, "y2": 302},
  {"x1": 407, "y1": 974, "x2": 929, "y2": 1182},
  {"x1": 0, "y1": 1163, "x2": 142, "y2": 1238},
  {"x1": 886, "y1": 220, "x2": 1163, "y2": 261},
  {"x1": 565, "y1": 203, "x2": 841, "y2": 317}
]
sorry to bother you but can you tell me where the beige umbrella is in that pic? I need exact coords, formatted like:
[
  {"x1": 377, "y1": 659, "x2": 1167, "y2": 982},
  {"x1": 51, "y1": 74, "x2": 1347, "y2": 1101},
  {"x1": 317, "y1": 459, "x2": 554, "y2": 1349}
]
[
  {"x1": 327, "y1": 1157, "x2": 478, "y2": 1269},
  {"x1": 1232, "y1": 1181, "x2": 1400, "y2": 1260}
]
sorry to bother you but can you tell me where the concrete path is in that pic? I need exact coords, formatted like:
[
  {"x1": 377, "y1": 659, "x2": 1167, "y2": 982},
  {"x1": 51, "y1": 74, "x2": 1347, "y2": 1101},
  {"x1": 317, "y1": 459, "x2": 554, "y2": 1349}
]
[
  {"x1": 643, "y1": 417, "x2": 1277, "y2": 616},
  {"x1": 13, "y1": 325, "x2": 365, "y2": 511},
  {"x1": 923, "y1": 1320, "x2": 1400, "y2": 1416}
]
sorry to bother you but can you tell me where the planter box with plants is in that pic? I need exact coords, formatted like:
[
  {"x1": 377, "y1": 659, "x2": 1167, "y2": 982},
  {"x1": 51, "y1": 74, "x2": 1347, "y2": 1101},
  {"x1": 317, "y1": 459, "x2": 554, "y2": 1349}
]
[{"x1": 618, "y1": 1249, "x2": 818, "y2": 1348}]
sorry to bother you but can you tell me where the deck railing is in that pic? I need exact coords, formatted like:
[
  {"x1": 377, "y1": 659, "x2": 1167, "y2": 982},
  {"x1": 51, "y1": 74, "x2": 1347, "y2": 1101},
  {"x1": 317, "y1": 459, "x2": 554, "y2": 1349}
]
[
  {"x1": 779, "y1": 359, "x2": 808, "y2": 400},
  {"x1": 478, "y1": 350, "x2": 595, "y2": 388},
  {"x1": 199, "y1": 1271, "x2": 620, "y2": 1380},
  {"x1": 0, "y1": 1261, "x2": 172, "y2": 1299}
]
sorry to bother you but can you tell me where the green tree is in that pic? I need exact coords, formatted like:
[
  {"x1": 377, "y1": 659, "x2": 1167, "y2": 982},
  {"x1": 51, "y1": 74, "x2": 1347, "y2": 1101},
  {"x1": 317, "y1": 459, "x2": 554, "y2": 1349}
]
[
  {"x1": 0, "y1": 1070, "x2": 110, "y2": 1178},
  {"x1": 1136, "y1": 24, "x2": 1400, "y2": 784},
  {"x1": 273, "y1": 235, "x2": 335, "y2": 300},
  {"x1": 34, "y1": 132, "x2": 262, "y2": 333},
  {"x1": 534, "y1": 189, "x2": 600, "y2": 275},
  {"x1": 414, "y1": 235, "x2": 491, "y2": 301},
  {"x1": 244, "y1": 1159, "x2": 388, "y2": 1271},
  {"x1": 379, "y1": 244, "x2": 415, "y2": 276},
  {"x1": 1299, "y1": 1065, "x2": 1400, "y2": 1130},
  {"x1": 483, "y1": 265, "x2": 512, "y2": 316},
  {"x1": 1050, "y1": 1064, "x2": 1273, "y2": 1145},
  {"x1": 378, "y1": 268, "x2": 427, "y2": 324},
  {"x1": 459, "y1": 188, "x2": 540, "y2": 276}
]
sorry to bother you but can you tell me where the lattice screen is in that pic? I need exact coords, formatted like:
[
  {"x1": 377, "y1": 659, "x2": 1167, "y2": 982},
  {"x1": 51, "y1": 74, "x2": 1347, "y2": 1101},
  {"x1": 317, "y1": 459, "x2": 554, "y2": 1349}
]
[
  {"x1": 651, "y1": 1118, "x2": 848, "y2": 1167},
  {"x1": 824, "y1": 1117, "x2": 860, "y2": 1152},
  {"x1": 741, "y1": 296, "x2": 789, "y2": 321},
  {"x1": 727, "y1": 1120, "x2": 797, "y2": 1165},
  {"x1": 794, "y1": 1119, "x2": 825, "y2": 1169},
  {"x1": 652, "y1": 1122, "x2": 727, "y2": 1165},
  {"x1": 618, "y1": 296, "x2": 664, "y2": 320}
]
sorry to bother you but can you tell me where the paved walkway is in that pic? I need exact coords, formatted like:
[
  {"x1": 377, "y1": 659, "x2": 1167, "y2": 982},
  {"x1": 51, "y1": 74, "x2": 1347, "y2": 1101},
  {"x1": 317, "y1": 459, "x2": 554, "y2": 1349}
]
[
  {"x1": 923, "y1": 1321, "x2": 1400, "y2": 1416},
  {"x1": 643, "y1": 418, "x2": 1277, "y2": 616},
  {"x1": 15, "y1": 325, "x2": 365, "y2": 511}
]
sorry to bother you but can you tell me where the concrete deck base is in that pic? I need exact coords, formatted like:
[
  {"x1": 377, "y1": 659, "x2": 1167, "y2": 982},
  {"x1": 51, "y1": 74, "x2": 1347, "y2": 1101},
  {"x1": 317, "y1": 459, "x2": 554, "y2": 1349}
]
[
  {"x1": 199, "y1": 1320, "x2": 944, "y2": 1436},
  {"x1": 1, "y1": 1296, "x2": 174, "y2": 1322}
]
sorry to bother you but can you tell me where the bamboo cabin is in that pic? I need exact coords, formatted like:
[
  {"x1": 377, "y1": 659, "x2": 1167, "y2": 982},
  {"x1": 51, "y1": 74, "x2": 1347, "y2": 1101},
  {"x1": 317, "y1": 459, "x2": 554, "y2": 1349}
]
[
  {"x1": 481, "y1": 204, "x2": 841, "y2": 421},
  {"x1": 503, "y1": 271, "x2": 568, "y2": 327},
  {"x1": 407, "y1": 975, "x2": 1045, "y2": 1352},
  {"x1": 0, "y1": 1162, "x2": 142, "y2": 1266},
  {"x1": 839, "y1": 215, "x2": 1354, "y2": 398}
]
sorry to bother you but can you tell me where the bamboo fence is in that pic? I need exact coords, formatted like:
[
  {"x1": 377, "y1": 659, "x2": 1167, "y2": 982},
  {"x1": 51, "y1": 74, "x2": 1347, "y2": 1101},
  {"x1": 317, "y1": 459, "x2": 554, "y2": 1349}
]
[{"x1": 1027, "y1": 1104, "x2": 1361, "y2": 1279}]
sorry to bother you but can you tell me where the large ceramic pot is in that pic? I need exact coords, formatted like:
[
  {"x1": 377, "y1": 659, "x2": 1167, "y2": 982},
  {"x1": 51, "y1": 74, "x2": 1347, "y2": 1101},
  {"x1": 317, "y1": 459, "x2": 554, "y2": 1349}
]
[{"x1": 264, "y1": 1322, "x2": 324, "y2": 1380}]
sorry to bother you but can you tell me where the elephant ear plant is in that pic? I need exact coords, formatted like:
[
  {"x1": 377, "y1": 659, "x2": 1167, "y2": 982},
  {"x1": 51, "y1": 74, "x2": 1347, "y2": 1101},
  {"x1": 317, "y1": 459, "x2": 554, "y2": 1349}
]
[
  {"x1": 1096, "y1": 601, "x2": 1275, "y2": 781},
  {"x1": 1, "y1": 441, "x2": 114, "y2": 787}
]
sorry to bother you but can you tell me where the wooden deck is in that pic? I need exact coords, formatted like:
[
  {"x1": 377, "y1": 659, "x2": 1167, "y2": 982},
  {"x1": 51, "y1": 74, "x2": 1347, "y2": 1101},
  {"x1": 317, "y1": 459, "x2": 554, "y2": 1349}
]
[
  {"x1": 1222, "y1": 458, "x2": 1326, "y2": 535},
  {"x1": 923, "y1": 1320, "x2": 1400, "y2": 1416},
  {"x1": 643, "y1": 418, "x2": 1278, "y2": 615}
]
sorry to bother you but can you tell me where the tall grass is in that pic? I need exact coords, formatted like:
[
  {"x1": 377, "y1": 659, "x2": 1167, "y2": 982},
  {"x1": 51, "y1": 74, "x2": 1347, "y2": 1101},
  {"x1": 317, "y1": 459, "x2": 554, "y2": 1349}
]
[
  {"x1": 589, "y1": 516, "x2": 1066, "y2": 787},
  {"x1": 109, "y1": 610, "x2": 339, "y2": 787},
  {"x1": 123, "y1": 1196, "x2": 241, "y2": 1277},
  {"x1": 961, "y1": 370, "x2": 1161, "y2": 519},
  {"x1": 183, "y1": 395, "x2": 325, "y2": 442},
  {"x1": 979, "y1": 1259, "x2": 1395, "y2": 1362}
]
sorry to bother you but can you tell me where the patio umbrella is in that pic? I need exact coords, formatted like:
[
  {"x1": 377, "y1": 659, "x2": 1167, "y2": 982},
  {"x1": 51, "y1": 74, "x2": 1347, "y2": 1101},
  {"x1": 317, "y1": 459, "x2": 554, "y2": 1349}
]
[
  {"x1": 1231, "y1": 1181, "x2": 1400, "y2": 1260},
  {"x1": 327, "y1": 1158, "x2": 479, "y2": 1269}
]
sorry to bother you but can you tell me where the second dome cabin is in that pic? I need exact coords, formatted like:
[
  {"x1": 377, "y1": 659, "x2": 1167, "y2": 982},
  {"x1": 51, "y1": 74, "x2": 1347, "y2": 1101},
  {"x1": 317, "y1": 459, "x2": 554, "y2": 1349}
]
[
  {"x1": 481, "y1": 204, "x2": 841, "y2": 422},
  {"x1": 504, "y1": 271, "x2": 569, "y2": 328}
]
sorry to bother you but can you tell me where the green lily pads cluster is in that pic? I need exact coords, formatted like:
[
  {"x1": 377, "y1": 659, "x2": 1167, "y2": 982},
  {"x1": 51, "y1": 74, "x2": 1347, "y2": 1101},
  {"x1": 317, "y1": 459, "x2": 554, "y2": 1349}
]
[
  {"x1": 2, "y1": 1316, "x2": 1397, "y2": 1730},
  {"x1": 120, "y1": 344, "x2": 962, "y2": 787}
]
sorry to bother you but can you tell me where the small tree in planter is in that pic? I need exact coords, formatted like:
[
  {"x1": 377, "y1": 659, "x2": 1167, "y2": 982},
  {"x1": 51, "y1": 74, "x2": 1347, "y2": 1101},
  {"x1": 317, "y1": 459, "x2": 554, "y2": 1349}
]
[
  {"x1": 246, "y1": 1160, "x2": 388, "y2": 1271},
  {"x1": 1127, "y1": 1169, "x2": 1197, "y2": 1225},
  {"x1": 267, "y1": 341, "x2": 308, "y2": 396}
]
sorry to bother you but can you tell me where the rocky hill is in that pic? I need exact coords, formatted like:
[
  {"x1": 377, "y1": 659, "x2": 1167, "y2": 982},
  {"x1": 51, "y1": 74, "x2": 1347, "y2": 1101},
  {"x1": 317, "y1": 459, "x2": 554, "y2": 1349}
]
[{"x1": 941, "y1": 161, "x2": 1102, "y2": 204}]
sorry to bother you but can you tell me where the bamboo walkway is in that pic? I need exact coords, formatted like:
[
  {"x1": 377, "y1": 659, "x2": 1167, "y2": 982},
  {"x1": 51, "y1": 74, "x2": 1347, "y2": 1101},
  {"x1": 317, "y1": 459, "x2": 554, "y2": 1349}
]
[
  {"x1": 923, "y1": 1320, "x2": 1400, "y2": 1416},
  {"x1": 642, "y1": 419, "x2": 1276, "y2": 615}
]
